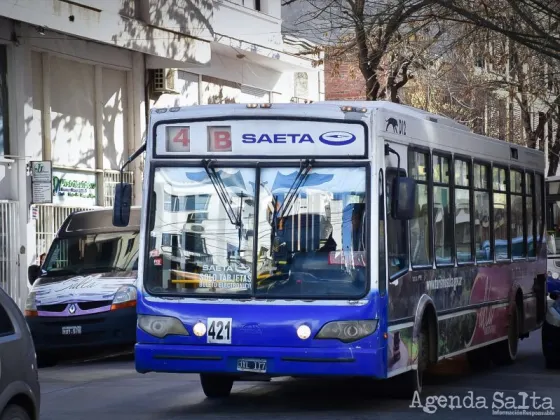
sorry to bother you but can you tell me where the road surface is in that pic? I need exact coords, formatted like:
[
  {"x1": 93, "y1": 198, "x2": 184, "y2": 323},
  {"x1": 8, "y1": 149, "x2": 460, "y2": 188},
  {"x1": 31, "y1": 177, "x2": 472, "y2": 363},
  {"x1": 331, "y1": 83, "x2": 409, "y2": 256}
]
[{"x1": 38, "y1": 331, "x2": 558, "y2": 419}]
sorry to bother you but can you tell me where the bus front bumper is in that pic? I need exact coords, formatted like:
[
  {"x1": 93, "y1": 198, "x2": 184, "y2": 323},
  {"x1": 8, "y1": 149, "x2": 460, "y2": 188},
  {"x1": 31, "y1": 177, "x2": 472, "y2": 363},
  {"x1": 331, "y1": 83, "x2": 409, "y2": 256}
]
[{"x1": 135, "y1": 343, "x2": 385, "y2": 378}]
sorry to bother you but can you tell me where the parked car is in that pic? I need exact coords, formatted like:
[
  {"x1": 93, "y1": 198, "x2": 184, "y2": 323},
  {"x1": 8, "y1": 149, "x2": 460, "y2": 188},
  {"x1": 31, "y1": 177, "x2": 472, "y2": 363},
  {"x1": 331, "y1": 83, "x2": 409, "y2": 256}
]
[
  {"x1": 25, "y1": 207, "x2": 141, "y2": 366},
  {"x1": 542, "y1": 289, "x2": 560, "y2": 369},
  {"x1": 0, "y1": 286, "x2": 40, "y2": 420}
]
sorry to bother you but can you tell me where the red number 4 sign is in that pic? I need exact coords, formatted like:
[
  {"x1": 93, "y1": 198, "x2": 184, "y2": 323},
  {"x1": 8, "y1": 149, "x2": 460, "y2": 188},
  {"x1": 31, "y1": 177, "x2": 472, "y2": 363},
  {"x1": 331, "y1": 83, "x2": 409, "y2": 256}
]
[
  {"x1": 172, "y1": 128, "x2": 190, "y2": 147},
  {"x1": 167, "y1": 127, "x2": 190, "y2": 152}
]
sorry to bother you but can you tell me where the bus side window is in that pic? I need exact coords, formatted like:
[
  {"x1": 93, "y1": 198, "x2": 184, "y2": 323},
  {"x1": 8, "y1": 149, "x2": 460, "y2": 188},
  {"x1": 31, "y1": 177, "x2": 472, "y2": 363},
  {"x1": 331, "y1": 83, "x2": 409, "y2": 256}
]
[{"x1": 386, "y1": 168, "x2": 409, "y2": 277}]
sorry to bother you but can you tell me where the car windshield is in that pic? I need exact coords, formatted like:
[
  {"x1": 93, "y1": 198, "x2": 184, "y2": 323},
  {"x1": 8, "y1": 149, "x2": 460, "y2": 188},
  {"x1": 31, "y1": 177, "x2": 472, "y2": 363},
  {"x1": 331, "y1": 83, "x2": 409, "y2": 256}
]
[
  {"x1": 144, "y1": 166, "x2": 367, "y2": 299},
  {"x1": 42, "y1": 231, "x2": 140, "y2": 276}
]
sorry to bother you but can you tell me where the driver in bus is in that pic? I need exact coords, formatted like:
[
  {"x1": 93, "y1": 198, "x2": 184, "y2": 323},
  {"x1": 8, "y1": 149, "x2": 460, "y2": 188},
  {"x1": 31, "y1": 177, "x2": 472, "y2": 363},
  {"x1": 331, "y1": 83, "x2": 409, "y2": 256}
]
[{"x1": 318, "y1": 233, "x2": 337, "y2": 252}]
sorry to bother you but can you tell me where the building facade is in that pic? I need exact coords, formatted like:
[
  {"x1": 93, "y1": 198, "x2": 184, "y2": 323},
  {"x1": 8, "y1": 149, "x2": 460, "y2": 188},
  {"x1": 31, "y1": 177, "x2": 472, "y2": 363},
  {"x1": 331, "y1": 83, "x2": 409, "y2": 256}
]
[{"x1": 0, "y1": 0, "x2": 324, "y2": 307}]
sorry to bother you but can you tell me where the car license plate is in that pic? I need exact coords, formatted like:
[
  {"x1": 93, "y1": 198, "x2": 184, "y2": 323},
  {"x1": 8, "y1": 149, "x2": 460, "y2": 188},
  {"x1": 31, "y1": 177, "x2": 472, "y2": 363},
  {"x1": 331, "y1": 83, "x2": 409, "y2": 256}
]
[
  {"x1": 61, "y1": 326, "x2": 82, "y2": 335},
  {"x1": 237, "y1": 358, "x2": 267, "y2": 373}
]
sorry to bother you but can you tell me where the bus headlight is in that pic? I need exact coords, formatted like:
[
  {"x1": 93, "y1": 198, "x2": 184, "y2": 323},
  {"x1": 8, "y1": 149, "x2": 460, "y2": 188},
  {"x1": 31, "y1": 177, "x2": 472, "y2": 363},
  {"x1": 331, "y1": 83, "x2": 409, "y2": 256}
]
[
  {"x1": 548, "y1": 271, "x2": 559, "y2": 279},
  {"x1": 315, "y1": 320, "x2": 378, "y2": 343},
  {"x1": 193, "y1": 322, "x2": 207, "y2": 337},
  {"x1": 138, "y1": 315, "x2": 189, "y2": 338}
]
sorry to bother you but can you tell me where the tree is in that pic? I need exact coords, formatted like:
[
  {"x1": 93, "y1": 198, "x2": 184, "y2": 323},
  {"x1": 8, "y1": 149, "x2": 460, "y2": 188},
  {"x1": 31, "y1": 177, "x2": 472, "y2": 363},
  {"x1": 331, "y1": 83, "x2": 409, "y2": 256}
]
[
  {"x1": 282, "y1": 0, "x2": 437, "y2": 100},
  {"x1": 431, "y1": 0, "x2": 560, "y2": 62},
  {"x1": 400, "y1": 23, "x2": 560, "y2": 173}
]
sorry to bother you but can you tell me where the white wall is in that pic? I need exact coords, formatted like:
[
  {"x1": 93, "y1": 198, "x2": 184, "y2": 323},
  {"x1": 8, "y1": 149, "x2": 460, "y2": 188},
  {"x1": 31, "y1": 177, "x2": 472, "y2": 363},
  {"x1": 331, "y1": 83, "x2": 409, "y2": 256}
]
[
  {"x1": 153, "y1": 71, "x2": 200, "y2": 108},
  {"x1": 213, "y1": 1, "x2": 283, "y2": 49},
  {"x1": 0, "y1": 0, "x2": 211, "y2": 67},
  {"x1": 50, "y1": 56, "x2": 97, "y2": 169}
]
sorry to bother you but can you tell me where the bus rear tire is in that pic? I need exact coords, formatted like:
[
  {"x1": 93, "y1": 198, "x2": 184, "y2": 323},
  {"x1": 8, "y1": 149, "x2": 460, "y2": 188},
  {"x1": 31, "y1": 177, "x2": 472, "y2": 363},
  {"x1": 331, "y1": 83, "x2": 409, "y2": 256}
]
[
  {"x1": 490, "y1": 302, "x2": 519, "y2": 366},
  {"x1": 200, "y1": 374, "x2": 234, "y2": 398}
]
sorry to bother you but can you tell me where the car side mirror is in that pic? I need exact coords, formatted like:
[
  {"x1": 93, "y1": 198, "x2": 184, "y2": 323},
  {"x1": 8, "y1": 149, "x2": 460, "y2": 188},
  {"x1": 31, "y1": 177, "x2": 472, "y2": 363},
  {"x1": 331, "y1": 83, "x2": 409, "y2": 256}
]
[
  {"x1": 391, "y1": 176, "x2": 416, "y2": 220},
  {"x1": 113, "y1": 182, "x2": 132, "y2": 227},
  {"x1": 28, "y1": 265, "x2": 41, "y2": 285}
]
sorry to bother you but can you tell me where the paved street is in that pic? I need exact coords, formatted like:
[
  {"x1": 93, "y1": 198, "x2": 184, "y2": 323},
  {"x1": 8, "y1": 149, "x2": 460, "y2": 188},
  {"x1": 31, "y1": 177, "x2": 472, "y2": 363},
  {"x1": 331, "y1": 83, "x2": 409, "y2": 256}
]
[{"x1": 39, "y1": 331, "x2": 558, "y2": 419}]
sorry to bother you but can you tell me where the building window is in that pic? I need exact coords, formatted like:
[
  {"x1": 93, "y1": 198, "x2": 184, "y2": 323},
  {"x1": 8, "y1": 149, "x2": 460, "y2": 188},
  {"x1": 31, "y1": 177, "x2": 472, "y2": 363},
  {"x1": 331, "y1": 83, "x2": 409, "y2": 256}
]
[
  {"x1": 0, "y1": 45, "x2": 9, "y2": 156},
  {"x1": 295, "y1": 72, "x2": 309, "y2": 99},
  {"x1": 241, "y1": 0, "x2": 261, "y2": 11},
  {"x1": 409, "y1": 150, "x2": 431, "y2": 266},
  {"x1": 455, "y1": 159, "x2": 473, "y2": 262}
]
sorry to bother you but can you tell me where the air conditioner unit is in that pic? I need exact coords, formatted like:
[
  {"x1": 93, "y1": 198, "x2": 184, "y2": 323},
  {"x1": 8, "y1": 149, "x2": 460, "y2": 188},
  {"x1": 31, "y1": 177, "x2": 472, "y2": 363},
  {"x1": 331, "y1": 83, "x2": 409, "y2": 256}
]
[{"x1": 152, "y1": 68, "x2": 180, "y2": 94}]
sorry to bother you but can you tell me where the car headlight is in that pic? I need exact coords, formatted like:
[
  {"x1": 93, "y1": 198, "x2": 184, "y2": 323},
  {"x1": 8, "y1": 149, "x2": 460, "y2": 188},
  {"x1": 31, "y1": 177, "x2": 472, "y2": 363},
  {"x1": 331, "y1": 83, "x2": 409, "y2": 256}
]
[
  {"x1": 315, "y1": 320, "x2": 378, "y2": 343},
  {"x1": 24, "y1": 291, "x2": 37, "y2": 316},
  {"x1": 111, "y1": 285, "x2": 137, "y2": 310},
  {"x1": 138, "y1": 315, "x2": 189, "y2": 338}
]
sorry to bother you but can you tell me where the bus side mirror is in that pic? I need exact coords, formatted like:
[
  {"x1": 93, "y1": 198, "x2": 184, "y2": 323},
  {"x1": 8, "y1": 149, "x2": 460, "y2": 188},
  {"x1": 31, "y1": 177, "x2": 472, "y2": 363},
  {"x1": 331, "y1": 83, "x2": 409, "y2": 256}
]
[
  {"x1": 113, "y1": 183, "x2": 132, "y2": 227},
  {"x1": 391, "y1": 177, "x2": 416, "y2": 220}
]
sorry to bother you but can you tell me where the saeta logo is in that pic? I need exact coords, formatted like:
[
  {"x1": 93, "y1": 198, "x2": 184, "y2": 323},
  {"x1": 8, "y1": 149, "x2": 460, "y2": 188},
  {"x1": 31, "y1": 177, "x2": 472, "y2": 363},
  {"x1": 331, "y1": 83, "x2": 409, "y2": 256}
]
[{"x1": 319, "y1": 131, "x2": 356, "y2": 146}]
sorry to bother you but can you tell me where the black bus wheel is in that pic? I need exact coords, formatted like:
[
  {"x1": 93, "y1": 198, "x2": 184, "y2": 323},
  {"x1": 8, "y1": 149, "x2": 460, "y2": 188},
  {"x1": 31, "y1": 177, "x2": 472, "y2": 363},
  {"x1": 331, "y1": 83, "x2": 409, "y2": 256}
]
[
  {"x1": 200, "y1": 374, "x2": 234, "y2": 398},
  {"x1": 490, "y1": 302, "x2": 519, "y2": 366}
]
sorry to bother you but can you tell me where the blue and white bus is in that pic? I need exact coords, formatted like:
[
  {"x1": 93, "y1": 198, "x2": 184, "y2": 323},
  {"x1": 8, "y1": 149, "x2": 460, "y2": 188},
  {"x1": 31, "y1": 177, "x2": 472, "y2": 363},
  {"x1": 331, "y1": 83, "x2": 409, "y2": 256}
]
[{"x1": 112, "y1": 101, "x2": 547, "y2": 399}]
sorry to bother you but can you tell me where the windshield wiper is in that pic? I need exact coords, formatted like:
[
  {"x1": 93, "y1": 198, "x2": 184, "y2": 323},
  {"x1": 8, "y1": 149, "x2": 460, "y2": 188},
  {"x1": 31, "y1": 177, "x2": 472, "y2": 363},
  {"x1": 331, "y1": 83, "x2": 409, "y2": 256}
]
[
  {"x1": 202, "y1": 160, "x2": 242, "y2": 229},
  {"x1": 44, "y1": 267, "x2": 80, "y2": 276},
  {"x1": 277, "y1": 159, "x2": 314, "y2": 221},
  {"x1": 271, "y1": 159, "x2": 313, "y2": 243}
]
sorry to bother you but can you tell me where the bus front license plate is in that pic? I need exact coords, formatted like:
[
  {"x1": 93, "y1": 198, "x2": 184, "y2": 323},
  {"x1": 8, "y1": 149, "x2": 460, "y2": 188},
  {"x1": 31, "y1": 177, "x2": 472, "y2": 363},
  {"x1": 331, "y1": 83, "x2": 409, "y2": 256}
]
[{"x1": 237, "y1": 358, "x2": 267, "y2": 373}]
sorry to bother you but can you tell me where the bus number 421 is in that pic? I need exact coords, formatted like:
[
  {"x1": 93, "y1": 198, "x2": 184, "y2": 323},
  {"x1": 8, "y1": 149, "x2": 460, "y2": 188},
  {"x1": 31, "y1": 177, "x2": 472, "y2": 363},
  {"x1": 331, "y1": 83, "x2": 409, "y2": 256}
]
[{"x1": 207, "y1": 318, "x2": 232, "y2": 343}]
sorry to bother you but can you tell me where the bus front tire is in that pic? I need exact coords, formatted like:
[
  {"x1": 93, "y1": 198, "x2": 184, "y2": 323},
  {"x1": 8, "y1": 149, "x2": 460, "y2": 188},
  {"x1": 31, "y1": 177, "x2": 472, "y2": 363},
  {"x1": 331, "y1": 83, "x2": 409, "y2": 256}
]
[
  {"x1": 392, "y1": 321, "x2": 429, "y2": 399},
  {"x1": 200, "y1": 374, "x2": 234, "y2": 398},
  {"x1": 490, "y1": 302, "x2": 519, "y2": 366}
]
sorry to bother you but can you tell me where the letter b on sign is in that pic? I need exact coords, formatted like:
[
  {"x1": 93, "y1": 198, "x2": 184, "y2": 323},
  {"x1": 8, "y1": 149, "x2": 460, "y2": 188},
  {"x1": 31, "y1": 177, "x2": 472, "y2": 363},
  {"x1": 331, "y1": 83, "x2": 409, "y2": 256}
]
[{"x1": 208, "y1": 126, "x2": 232, "y2": 152}]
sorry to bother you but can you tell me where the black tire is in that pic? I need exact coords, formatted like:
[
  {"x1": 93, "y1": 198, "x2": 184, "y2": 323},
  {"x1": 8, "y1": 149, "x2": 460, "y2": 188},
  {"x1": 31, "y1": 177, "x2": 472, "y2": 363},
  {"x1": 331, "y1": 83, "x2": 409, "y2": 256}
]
[
  {"x1": 466, "y1": 346, "x2": 492, "y2": 371},
  {"x1": 0, "y1": 404, "x2": 31, "y2": 420},
  {"x1": 200, "y1": 374, "x2": 234, "y2": 398},
  {"x1": 490, "y1": 302, "x2": 519, "y2": 366},
  {"x1": 392, "y1": 322, "x2": 429, "y2": 399},
  {"x1": 545, "y1": 356, "x2": 560, "y2": 369},
  {"x1": 36, "y1": 352, "x2": 58, "y2": 368}
]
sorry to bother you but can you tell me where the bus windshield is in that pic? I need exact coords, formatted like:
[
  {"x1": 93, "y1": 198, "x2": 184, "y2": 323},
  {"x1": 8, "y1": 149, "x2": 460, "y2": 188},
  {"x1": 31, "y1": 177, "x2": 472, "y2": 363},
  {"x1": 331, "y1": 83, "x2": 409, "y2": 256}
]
[
  {"x1": 145, "y1": 166, "x2": 367, "y2": 299},
  {"x1": 42, "y1": 231, "x2": 140, "y2": 277}
]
